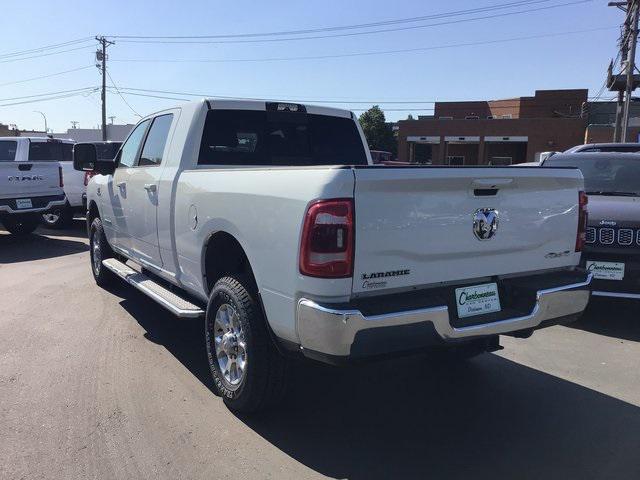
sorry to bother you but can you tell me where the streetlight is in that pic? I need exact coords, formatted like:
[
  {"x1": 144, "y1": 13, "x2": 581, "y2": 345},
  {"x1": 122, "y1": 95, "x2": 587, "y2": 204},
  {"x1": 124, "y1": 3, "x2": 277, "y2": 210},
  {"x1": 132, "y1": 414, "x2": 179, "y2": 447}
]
[{"x1": 33, "y1": 110, "x2": 48, "y2": 133}]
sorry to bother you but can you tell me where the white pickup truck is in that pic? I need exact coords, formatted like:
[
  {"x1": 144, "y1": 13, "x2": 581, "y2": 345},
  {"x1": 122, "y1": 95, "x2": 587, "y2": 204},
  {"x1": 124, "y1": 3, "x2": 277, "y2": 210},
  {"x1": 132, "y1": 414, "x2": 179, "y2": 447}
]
[
  {"x1": 75, "y1": 99, "x2": 592, "y2": 413},
  {"x1": 0, "y1": 137, "x2": 66, "y2": 235}
]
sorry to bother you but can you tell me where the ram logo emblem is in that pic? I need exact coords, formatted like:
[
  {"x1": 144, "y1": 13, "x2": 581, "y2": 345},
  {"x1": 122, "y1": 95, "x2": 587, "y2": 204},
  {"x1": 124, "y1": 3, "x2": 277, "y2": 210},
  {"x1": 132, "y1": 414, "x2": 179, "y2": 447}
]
[{"x1": 473, "y1": 208, "x2": 499, "y2": 241}]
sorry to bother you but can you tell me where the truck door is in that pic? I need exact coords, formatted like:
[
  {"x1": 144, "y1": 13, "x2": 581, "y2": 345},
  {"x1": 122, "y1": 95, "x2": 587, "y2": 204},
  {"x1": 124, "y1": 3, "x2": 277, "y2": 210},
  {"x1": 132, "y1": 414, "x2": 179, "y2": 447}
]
[
  {"x1": 106, "y1": 119, "x2": 150, "y2": 253},
  {"x1": 119, "y1": 113, "x2": 173, "y2": 266}
]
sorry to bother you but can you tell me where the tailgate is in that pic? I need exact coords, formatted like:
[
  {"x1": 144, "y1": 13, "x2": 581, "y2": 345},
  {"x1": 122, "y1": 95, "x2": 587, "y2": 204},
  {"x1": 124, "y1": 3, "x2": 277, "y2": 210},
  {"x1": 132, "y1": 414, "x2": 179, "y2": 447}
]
[
  {"x1": 352, "y1": 167, "x2": 583, "y2": 295},
  {"x1": 0, "y1": 161, "x2": 62, "y2": 200}
]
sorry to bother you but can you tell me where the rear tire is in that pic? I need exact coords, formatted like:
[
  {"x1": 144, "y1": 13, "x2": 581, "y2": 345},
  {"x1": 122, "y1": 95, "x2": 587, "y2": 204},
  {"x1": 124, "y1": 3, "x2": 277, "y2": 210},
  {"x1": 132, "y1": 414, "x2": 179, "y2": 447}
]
[
  {"x1": 205, "y1": 275, "x2": 288, "y2": 413},
  {"x1": 89, "y1": 217, "x2": 116, "y2": 287},
  {"x1": 41, "y1": 206, "x2": 74, "y2": 229},
  {"x1": 1, "y1": 215, "x2": 39, "y2": 235}
]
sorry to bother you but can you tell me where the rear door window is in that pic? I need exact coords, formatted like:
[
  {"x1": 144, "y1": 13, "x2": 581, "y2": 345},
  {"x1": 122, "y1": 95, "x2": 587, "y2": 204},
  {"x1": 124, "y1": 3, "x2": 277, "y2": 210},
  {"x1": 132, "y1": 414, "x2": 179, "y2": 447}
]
[
  {"x1": 0, "y1": 141, "x2": 17, "y2": 161},
  {"x1": 198, "y1": 109, "x2": 367, "y2": 166},
  {"x1": 138, "y1": 114, "x2": 173, "y2": 166}
]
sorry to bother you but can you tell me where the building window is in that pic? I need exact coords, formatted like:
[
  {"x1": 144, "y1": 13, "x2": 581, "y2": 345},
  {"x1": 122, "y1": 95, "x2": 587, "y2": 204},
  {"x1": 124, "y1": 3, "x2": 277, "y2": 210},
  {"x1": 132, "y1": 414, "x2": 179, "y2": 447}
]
[
  {"x1": 487, "y1": 115, "x2": 495, "y2": 119},
  {"x1": 465, "y1": 115, "x2": 479, "y2": 120},
  {"x1": 446, "y1": 155, "x2": 465, "y2": 166},
  {"x1": 489, "y1": 156, "x2": 513, "y2": 166}
]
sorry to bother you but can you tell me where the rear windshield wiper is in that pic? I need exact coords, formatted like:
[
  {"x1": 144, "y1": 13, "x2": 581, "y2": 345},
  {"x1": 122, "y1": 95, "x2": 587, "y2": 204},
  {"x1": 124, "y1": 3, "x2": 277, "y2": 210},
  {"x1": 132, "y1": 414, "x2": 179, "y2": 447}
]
[{"x1": 586, "y1": 191, "x2": 639, "y2": 197}]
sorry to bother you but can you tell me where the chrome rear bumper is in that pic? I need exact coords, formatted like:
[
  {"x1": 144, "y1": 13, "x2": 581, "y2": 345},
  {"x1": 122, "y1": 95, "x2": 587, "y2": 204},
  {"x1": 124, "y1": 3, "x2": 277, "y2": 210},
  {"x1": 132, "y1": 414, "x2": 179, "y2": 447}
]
[
  {"x1": 0, "y1": 197, "x2": 66, "y2": 214},
  {"x1": 297, "y1": 274, "x2": 592, "y2": 357}
]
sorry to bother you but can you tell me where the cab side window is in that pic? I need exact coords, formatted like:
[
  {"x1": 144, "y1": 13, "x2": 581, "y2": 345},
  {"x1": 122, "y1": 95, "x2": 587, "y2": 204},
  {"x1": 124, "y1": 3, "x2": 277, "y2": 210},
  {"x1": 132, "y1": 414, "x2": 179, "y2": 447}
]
[
  {"x1": 139, "y1": 114, "x2": 173, "y2": 166},
  {"x1": 118, "y1": 119, "x2": 150, "y2": 168}
]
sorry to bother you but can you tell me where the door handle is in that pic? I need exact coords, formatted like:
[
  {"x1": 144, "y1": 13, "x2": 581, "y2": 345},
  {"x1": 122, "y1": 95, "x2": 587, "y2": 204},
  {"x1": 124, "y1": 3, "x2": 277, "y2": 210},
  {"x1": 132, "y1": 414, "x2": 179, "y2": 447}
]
[{"x1": 144, "y1": 183, "x2": 157, "y2": 193}]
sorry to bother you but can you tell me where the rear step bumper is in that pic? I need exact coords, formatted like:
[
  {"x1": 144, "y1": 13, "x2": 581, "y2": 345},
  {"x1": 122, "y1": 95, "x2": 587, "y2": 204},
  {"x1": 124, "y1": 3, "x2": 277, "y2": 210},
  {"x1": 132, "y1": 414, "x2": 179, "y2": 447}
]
[
  {"x1": 102, "y1": 259, "x2": 204, "y2": 318},
  {"x1": 0, "y1": 194, "x2": 66, "y2": 214},
  {"x1": 297, "y1": 273, "x2": 592, "y2": 359}
]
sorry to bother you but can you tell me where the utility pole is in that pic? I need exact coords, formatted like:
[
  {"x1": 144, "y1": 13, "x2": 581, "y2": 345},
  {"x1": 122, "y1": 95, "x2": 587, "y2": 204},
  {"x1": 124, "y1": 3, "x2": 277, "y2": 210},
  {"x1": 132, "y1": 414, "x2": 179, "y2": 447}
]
[
  {"x1": 95, "y1": 36, "x2": 114, "y2": 141},
  {"x1": 622, "y1": 0, "x2": 639, "y2": 141},
  {"x1": 608, "y1": 1, "x2": 640, "y2": 142}
]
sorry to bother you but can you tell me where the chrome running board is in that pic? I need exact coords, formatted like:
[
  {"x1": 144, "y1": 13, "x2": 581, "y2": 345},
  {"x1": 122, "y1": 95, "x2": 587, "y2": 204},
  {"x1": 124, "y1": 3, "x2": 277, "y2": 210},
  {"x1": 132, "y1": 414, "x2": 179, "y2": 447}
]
[{"x1": 102, "y1": 258, "x2": 204, "y2": 318}]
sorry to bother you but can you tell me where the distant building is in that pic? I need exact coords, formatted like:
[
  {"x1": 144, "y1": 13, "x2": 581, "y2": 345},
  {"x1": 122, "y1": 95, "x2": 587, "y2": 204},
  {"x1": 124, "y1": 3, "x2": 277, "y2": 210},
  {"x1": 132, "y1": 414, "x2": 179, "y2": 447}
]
[
  {"x1": 0, "y1": 122, "x2": 134, "y2": 142},
  {"x1": 397, "y1": 89, "x2": 589, "y2": 164},
  {"x1": 51, "y1": 124, "x2": 134, "y2": 142},
  {"x1": 583, "y1": 100, "x2": 640, "y2": 144},
  {"x1": 0, "y1": 122, "x2": 47, "y2": 137}
]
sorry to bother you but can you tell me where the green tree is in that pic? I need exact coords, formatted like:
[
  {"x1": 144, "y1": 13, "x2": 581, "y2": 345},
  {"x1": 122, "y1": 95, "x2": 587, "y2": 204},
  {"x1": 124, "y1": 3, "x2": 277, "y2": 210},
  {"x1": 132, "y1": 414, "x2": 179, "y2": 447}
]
[{"x1": 358, "y1": 105, "x2": 397, "y2": 155}]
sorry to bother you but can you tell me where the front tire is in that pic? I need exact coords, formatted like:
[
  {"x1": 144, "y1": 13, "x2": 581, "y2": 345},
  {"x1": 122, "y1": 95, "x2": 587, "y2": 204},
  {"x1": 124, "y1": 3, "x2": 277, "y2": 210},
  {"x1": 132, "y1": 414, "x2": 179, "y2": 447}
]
[
  {"x1": 89, "y1": 217, "x2": 116, "y2": 287},
  {"x1": 1, "y1": 215, "x2": 39, "y2": 235},
  {"x1": 205, "y1": 275, "x2": 288, "y2": 413}
]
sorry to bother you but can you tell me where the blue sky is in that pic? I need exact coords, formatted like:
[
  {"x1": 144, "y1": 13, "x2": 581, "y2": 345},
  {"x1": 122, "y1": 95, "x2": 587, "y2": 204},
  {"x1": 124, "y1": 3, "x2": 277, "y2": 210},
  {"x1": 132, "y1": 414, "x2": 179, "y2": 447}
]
[{"x1": 0, "y1": 0, "x2": 619, "y2": 131}]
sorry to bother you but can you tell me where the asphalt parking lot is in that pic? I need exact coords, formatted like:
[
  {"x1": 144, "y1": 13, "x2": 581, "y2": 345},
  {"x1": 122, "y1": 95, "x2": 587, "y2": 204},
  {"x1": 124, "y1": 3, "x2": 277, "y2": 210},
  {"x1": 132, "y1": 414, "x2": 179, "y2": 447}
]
[{"x1": 1, "y1": 220, "x2": 639, "y2": 480}]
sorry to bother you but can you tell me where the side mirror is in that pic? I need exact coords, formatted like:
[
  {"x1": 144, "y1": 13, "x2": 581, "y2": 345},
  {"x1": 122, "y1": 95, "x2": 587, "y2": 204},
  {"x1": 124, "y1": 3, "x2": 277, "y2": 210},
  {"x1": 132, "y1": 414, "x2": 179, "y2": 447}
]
[{"x1": 73, "y1": 143, "x2": 116, "y2": 175}]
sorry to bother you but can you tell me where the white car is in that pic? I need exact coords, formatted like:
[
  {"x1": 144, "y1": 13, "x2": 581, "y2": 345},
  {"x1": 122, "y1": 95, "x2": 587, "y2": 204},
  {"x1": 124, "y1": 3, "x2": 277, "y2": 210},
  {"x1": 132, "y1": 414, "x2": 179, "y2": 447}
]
[
  {"x1": 0, "y1": 137, "x2": 66, "y2": 235},
  {"x1": 76, "y1": 99, "x2": 592, "y2": 413}
]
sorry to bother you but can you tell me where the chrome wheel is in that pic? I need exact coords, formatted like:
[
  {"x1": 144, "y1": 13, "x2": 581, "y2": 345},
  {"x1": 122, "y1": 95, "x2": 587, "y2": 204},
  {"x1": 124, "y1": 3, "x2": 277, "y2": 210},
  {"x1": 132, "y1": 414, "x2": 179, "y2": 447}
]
[
  {"x1": 213, "y1": 303, "x2": 247, "y2": 388},
  {"x1": 91, "y1": 231, "x2": 102, "y2": 275}
]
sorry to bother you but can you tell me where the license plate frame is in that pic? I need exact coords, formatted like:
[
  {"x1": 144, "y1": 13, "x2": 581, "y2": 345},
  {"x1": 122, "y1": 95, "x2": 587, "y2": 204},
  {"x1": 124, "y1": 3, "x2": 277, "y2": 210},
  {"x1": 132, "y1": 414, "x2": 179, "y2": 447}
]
[
  {"x1": 586, "y1": 261, "x2": 625, "y2": 281},
  {"x1": 16, "y1": 198, "x2": 33, "y2": 209},
  {"x1": 455, "y1": 282, "x2": 502, "y2": 318}
]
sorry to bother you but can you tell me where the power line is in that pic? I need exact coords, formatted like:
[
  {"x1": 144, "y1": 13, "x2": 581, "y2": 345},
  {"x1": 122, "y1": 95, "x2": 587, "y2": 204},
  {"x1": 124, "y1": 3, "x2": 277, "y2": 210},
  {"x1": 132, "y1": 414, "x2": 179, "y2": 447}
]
[
  {"x1": 111, "y1": 87, "x2": 610, "y2": 110},
  {"x1": 108, "y1": 90, "x2": 189, "y2": 102},
  {"x1": 0, "y1": 37, "x2": 94, "y2": 59},
  {"x1": 106, "y1": 70, "x2": 141, "y2": 117},
  {"x1": 0, "y1": 66, "x2": 94, "y2": 87},
  {"x1": 0, "y1": 90, "x2": 98, "y2": 108},
  {"x1": 111, "y1": 26, "x2": 615, "y2": 64},
  {"x1": 108, "y1": 0, "x2": 553, "y2": 40},
  {"x1": 109, "y1": 0, "x2": 591, "y2": 45},
  {"x1": 0, "y1": 44, "x2": 96, "y2": 64},
  {"x1": 0, "y1": 87, "x2": 97, "y2": 102}
]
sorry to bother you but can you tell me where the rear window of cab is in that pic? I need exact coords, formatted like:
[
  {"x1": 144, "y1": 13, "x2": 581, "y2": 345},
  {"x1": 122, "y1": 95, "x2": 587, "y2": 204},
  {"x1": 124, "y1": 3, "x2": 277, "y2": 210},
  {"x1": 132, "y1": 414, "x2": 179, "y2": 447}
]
[
  {"x1": 198, "y1": 109, "x2": 368, "y2": 167},
  {"x1": 28, "y1": 142, "x2": 70, "y2": 161}
]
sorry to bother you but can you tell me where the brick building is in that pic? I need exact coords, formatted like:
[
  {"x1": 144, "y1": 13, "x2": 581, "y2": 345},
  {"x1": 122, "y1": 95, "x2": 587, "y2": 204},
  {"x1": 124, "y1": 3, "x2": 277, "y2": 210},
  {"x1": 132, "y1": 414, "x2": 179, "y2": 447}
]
[{"x1": 397, "y1": 89, "x2": 588, "y2": 164}]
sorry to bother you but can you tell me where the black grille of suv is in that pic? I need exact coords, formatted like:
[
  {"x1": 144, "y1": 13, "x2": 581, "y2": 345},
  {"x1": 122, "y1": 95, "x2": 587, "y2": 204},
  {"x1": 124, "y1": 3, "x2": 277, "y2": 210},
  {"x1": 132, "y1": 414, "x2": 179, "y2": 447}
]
[{"x1": 586, "y1": 227, "x2": 640, "y2": 247}]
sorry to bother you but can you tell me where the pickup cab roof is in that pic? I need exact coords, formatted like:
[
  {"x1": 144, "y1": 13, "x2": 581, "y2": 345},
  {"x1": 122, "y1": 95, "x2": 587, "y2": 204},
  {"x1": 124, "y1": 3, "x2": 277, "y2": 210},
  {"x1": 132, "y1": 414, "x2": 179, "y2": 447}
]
[{"x1": 140, "y1": 98, "x2": 355, "y2": 122}]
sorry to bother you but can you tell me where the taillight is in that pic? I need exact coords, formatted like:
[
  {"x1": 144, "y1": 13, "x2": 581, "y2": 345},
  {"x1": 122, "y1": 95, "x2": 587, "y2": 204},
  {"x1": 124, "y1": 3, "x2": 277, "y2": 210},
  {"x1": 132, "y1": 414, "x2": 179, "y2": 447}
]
[
  {"x1": 84, "y1": 171, "x2": 96, "y2": 186},
  {"x1": 575, "y1": 191, "x2": 588, "y2": 252},
  {"x1": 300, "y1": 199, "x2": 354, "y2": 278},
  {"x1": 58, "y1": 166, "x2": 64, "y2": 188}
]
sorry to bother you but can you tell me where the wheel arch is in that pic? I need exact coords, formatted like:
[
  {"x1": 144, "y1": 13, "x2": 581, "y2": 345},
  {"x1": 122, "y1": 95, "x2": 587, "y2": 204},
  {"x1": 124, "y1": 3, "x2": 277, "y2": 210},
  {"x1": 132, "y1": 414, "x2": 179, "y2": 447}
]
[{"x1": 202, "y1": 231, "x2": 259, "y2": 296}]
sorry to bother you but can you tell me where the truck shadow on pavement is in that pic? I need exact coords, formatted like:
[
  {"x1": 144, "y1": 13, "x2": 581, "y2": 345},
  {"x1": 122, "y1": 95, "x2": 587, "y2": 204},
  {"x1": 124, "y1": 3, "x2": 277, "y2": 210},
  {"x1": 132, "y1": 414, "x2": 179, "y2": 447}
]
[
  {"x1": 0, "y1": 223, "x2": 88, "y2": 264},
  {"x1": 567, "y1": 298, "x2": 640, "y2": 342},
  {"x1": 116, "y1": 287, "x2": 640, "y2": 480}
]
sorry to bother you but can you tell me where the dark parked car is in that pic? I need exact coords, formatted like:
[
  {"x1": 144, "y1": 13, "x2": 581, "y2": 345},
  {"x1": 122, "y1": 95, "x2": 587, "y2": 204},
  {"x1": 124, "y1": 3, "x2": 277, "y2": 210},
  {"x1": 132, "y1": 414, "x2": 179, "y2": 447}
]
[
  {"x1": 565, "y1": 142, "x2": 640, "y2": 154},
  {"x1": 543, "y1": 152, "x2": 640, "y2": 299}
]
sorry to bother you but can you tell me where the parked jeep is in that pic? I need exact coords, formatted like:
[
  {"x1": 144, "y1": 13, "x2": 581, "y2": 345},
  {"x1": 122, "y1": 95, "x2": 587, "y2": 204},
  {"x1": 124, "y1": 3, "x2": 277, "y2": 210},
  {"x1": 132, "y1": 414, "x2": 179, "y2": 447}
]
[{"x1": 544, "y1": 152, "x2": 640, "y2": 299}]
